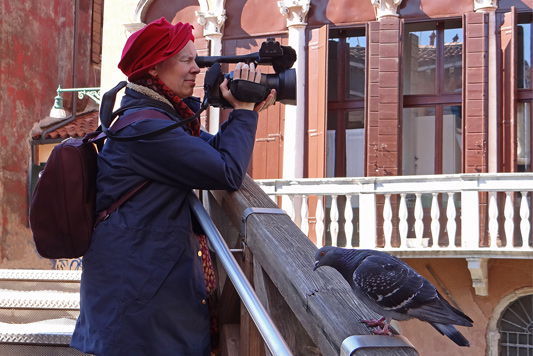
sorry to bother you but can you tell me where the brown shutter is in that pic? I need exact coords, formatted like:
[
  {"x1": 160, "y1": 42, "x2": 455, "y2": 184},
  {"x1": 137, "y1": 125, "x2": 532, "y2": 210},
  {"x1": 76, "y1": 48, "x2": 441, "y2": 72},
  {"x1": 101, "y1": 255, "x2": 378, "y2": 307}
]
[
  {"x1": 501, "y1": 7, "x2": 518, "y2": 172},
  {"x1": 306, "y1": 26, "x2": 328, "y2": 179},
  {"x1": 463, "y1": 12, "x2": 489, "y2": 173},
  {"x1": 305, "y1": 26, "x2": 328, "y2": 245},
  {"x1": 91, "y1": 0, "x2": 103, "y2": 64},
  {"x1": 365, "y1": 18, "x2": 402, "y2": 177}
]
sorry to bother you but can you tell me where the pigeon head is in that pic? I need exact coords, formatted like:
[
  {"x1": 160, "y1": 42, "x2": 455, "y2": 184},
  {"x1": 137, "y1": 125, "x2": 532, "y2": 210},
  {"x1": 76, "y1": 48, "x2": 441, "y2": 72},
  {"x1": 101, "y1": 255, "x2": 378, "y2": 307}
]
[{"x1": 313, "y1": 246, "x2": 337, "y2": 271}]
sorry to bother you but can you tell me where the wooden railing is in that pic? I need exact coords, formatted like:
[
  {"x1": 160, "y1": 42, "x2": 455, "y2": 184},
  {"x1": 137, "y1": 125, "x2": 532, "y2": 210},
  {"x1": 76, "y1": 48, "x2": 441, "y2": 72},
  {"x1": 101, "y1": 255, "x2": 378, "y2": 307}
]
[
  {"x1": 255, "y1": 173, "x2": 533, "y2": 256},
  {"x1": 205, "y1": 176, "x2": 418, "y2": 356}
]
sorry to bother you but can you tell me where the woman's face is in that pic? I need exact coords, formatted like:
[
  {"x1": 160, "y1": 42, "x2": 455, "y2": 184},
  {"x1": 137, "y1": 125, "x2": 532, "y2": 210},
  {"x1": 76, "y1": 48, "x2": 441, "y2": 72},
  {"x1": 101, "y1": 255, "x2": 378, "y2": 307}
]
[{"x1": 151, "y1": 40, "x2": 200, "y2": 99}]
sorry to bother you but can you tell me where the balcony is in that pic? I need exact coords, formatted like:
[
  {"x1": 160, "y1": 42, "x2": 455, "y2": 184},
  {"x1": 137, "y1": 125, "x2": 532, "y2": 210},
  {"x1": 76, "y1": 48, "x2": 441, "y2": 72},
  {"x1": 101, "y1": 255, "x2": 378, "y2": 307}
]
[{"x1": 256, "y1": 173, "x2": 533, "y2": 296}]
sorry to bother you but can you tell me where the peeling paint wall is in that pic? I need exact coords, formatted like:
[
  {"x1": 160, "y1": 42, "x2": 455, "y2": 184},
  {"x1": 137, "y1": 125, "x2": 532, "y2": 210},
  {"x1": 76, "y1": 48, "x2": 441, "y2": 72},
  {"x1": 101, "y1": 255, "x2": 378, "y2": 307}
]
[{"x1": 0, "y1": 0, "x2": 96, "y2": 268}]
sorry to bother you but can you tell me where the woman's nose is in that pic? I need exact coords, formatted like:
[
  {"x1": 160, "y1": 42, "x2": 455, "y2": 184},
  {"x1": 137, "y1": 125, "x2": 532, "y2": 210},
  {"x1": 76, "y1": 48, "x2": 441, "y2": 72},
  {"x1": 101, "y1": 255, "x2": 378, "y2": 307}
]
[{"x1": 191, "y1": 61, "x2": 200, "y2": 73}]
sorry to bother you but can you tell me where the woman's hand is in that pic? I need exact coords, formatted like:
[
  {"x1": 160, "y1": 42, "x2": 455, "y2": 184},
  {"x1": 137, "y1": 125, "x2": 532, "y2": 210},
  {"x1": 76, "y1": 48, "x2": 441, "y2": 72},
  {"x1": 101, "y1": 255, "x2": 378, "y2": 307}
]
[{"x1": 220, "y1": 62, "x2": 276, "y2": 112}]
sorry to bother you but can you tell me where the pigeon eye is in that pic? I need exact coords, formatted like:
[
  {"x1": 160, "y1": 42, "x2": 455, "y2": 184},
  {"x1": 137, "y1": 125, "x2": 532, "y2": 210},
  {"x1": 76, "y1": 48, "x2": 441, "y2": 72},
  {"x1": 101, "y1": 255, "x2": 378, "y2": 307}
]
[{"x1": 320, "y1": 251, "x2": 325, "y2": 256}]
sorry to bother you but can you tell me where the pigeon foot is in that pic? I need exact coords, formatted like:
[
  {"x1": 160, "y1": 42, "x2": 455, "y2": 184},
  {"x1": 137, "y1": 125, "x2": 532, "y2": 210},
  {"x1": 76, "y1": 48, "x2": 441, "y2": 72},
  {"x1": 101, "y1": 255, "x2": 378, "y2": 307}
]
[
  {"x1": 360, "y1": 317, "x2": 393, "y2": 336},
  {"x1": 360, "y1": 316, "x2": 386, "y2": 328}
]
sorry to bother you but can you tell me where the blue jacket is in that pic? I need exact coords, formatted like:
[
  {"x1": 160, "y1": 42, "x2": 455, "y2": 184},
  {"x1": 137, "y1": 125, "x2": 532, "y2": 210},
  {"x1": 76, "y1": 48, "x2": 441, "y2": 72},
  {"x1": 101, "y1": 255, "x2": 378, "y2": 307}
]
[{"x1": 71, "y1": 87, "x2": 258, "y2": 356}]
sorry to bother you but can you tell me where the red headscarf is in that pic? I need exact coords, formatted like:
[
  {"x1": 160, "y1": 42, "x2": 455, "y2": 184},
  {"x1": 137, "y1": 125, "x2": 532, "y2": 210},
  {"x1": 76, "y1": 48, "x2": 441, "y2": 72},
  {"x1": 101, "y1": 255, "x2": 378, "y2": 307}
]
[{"x1": 118, "y1": 17, "x2": 195, "y2": 81}]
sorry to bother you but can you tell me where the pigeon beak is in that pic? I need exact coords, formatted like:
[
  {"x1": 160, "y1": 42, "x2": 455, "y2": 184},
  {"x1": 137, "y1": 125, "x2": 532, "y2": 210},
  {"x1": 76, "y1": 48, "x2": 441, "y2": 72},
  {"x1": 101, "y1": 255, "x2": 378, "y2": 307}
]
[{"x1": 313, "y1": 261, "x2": 319, "y2": 271}]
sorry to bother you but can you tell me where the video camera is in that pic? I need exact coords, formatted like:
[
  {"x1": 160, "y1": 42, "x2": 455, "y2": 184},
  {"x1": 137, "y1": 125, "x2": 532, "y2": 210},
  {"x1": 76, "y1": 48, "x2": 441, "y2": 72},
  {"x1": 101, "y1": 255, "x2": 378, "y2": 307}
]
[{"x1": 196, "y1": 38, "x2": 297, "y2": 109}]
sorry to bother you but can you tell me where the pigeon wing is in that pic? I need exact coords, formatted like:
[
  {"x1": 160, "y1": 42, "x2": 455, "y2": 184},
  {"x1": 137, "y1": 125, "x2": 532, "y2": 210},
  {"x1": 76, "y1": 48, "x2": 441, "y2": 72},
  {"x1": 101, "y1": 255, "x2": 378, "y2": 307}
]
[{"x1": 353, "y1": 253, "x2": 432, "y2": 314}]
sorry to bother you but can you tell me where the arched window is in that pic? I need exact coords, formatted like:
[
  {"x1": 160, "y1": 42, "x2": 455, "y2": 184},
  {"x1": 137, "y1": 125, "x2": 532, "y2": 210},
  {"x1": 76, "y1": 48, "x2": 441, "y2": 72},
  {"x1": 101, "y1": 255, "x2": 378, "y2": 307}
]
[{"x1": 498, "y1": 294, "x2": 533, "y2": 355}]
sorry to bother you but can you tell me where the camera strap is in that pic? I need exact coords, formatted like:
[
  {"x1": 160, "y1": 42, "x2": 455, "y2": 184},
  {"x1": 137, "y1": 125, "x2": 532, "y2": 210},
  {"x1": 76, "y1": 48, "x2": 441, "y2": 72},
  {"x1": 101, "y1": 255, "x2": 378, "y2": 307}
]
[{"x1": 100, "y1": 81, "x2": 208, "y2": 142}]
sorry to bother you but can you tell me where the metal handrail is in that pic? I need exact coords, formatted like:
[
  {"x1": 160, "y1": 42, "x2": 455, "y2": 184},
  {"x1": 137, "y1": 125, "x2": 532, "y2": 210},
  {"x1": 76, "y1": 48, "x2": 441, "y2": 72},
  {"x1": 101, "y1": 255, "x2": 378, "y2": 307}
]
[{"x1": 187, "y1": 192, "x2": 293, "y2": 356}]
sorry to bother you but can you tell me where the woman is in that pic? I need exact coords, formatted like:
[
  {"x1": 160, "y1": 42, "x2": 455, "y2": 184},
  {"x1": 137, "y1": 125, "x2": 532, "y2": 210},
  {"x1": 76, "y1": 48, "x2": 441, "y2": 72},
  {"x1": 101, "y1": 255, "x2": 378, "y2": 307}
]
[{"x1": 70, "y1": 17, "x2": 275, "y2": 356}]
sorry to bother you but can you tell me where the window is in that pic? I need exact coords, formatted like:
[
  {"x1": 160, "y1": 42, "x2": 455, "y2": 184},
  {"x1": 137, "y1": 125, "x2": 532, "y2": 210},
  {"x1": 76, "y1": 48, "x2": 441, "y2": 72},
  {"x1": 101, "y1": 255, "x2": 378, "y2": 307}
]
[
  {"x1": 327, "y1": 28, "x2": 366, "y2": 178},
  {"x1": 517, "y1": 13, "x2": 532, "y2": 172},
  {"x1": 498, "y1": 294, "x2": 533, "y2": 355},
  {"x1": 402, "y1": 20, "x2": 463, "y2": 175},
  {"x1": 324, "y1": 28, "x2": 366, "y2": 247}
]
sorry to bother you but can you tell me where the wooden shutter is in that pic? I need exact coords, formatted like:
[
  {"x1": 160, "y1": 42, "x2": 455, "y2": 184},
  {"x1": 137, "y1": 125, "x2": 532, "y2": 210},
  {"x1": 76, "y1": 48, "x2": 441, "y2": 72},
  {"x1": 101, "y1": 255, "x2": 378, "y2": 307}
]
[
  {"x1": 306, "y1": 26, "x2": 328, "y2": 179},
  {"x1": 463, "y1": 12, "x2": 489, "y2": 173},
  {"x1": 305, "y1": 26, "x2": 328, "y2": 245},
  {"x1": 501, "y1": 7, "x2": 518, "y2": 172}
]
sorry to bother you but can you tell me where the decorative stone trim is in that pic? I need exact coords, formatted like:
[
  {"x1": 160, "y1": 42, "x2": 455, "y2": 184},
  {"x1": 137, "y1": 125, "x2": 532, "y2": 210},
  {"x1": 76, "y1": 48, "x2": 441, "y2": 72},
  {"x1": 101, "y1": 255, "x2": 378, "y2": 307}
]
[
  {"x1": 474, "y1": 0, "x2": 498, "y2": 12},
  {"x1": 196, "y1": 9, "x2": 226, "y2": 38},
  {"x1": 277, "y1": 0, "x2": 310, "y2": 27},
  {"x1": 466, "y1": 257, "x2": 489, "y2": 296},
  {"x1": 122, "y1": 0, "x2": 155, "y2": 35},
  {"x1": 371, "y1": 0, "x2": 402, "y2": 20}
]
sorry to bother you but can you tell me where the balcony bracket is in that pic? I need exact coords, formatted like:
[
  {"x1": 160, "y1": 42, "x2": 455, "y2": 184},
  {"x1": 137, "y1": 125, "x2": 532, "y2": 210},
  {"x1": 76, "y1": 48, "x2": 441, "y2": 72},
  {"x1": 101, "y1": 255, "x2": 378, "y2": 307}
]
[{"x1": 466, "y1": 257, "x2": 489, "y2": 296}]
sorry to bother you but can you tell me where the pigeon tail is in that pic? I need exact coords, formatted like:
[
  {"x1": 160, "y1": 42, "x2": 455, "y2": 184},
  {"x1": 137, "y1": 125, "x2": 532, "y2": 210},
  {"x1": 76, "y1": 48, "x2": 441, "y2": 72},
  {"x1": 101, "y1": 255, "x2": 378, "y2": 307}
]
[
  {"x1": 407, "y1": 299, "x2": 473, "y2": 327},
  {"x1": 430, "y1": 322, "x2": 470, "y2": 347}
]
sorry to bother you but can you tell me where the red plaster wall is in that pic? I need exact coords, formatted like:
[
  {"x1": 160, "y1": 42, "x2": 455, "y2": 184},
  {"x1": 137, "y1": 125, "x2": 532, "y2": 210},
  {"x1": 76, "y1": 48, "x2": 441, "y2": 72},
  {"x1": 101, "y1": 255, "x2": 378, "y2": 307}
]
[{"x1": 0, "y1": 0, "x2": 95, "y2": 267}]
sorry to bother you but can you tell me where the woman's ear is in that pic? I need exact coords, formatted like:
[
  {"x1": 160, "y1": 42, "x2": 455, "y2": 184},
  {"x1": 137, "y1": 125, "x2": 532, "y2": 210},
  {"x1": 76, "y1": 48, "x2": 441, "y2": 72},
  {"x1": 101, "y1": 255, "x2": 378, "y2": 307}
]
[{"x1": 148, "y1": 67, "x2": 157, "y2": 77}]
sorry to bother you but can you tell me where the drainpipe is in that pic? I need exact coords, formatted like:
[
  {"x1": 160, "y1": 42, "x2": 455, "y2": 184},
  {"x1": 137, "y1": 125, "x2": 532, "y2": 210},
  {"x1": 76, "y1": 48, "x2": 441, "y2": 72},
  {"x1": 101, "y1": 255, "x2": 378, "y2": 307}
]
[{"x1": 39, "y1": 0, "x2": 79, "y2": 143}]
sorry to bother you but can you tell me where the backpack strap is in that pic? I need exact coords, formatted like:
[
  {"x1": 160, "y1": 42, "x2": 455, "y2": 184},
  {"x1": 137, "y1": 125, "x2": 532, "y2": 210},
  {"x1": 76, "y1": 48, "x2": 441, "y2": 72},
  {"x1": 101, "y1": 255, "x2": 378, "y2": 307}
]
[
  {"x1": 94, "y1": 179, "x2": 150, "y2": 229},
  {"x1": 91, "y1": 109, "x2": 174, "y2": 229},
  {"x1": 99, "y1": 81, "x2": 206, "y2": 142}
]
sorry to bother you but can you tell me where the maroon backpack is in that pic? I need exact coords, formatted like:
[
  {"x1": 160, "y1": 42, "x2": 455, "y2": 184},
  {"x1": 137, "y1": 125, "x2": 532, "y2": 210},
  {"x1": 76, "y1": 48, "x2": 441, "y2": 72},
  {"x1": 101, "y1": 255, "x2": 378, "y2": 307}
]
[
  {"x1": 29, "y1": 112, "x2": 151, "y2": 259},
  {"x1": 29, "y1": 81, "x2": 202, "y2": 259}
]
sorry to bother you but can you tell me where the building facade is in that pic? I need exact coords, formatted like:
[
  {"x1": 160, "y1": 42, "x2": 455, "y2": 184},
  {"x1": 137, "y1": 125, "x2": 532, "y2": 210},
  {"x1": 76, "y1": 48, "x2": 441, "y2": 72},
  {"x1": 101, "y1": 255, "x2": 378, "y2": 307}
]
[
  {"x1": 0, "y1": 0, "x2": 531, "y2": 354},
  {"x1": 98, "y1": 1, "x2": 532, "y2": 355}
]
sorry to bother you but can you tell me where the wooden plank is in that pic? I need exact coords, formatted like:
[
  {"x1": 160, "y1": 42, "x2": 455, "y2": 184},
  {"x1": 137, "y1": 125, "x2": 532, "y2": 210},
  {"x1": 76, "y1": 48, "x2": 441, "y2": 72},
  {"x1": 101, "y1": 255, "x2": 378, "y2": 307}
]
[
  {"x1": 220, "y1": 324, "x2": 240, "y2": 356},
  {"x1": 209, "y1": 176, "x2": 419, "y2": 356},
  {"x1": 240, "y1": 245, "x2": 266, "y2": 356},
  {"x1": 252, "y1": 258, "x2": 321, "y2": 355}
]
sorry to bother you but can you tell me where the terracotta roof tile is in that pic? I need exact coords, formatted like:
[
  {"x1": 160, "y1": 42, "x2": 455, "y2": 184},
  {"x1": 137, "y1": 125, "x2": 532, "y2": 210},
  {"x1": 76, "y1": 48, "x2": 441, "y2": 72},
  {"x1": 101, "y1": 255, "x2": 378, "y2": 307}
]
[{"x1": 32, "y1": 111, "x2": 99, "y2": 141}]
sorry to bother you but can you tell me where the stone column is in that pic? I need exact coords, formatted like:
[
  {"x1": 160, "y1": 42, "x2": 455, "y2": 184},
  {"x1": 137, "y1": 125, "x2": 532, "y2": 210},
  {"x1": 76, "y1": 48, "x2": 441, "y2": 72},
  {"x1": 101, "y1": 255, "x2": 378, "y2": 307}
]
[
  {"x1": 474, "y1": 0, "x2": 499, "y2": 172},
  {"x1": 277, "y1": 0, "x2": 309, "y2": 182},
  {"x1": 196, "y1": 0, "x2": 226, "y2": 133},
  {"x1": 371, "y1": 0, "x2": 402, "y2": 20},
  {"x1": 277, "y1": 0, "x2": 309, "y2": 224}
]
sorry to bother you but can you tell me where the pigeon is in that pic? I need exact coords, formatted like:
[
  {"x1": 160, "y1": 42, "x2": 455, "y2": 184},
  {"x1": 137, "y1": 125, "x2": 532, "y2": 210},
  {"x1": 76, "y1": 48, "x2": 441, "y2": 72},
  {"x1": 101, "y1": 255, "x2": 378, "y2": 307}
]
[{"x1": 313, "y1": 246, "x2": 473, "y2": 347}]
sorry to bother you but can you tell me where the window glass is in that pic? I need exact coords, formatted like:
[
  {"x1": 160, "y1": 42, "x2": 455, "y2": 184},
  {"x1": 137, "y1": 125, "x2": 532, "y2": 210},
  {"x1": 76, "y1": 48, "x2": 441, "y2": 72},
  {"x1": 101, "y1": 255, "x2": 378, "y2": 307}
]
[
  {"x1": 443, "y1": 26, "x2": 463, "y2": 93},
  {"x1": 517, "y1": 102, "x2": 531, "y2": 172},
  {"x1": 345, "y1": 110, "x2": 365, "y2": 177},
  {"x1": 518, "y1": 17, "x2": 532, "y2": 89},
  {"x1": 402, "y1": 107, "x2": 436, "y2": 175},
  {"x1": 404, "y1": 21, "x2": 462, "y2": 95},
  {"x1": 404, "y1": 23, "x2": 437, "y2": 95},
  {"x1": 345, "y1": 32, "x2": 366, "y2": 100},
  {"x1": 328, "y1": 38, "x2": 340, "y2": 101},
  {"x1": 346, "y1": 110, "x2": 364, "y2": 129},
  {"x1": 328, "y1": 28, "x2": 366, "y2": 178},
  {"x1": 442, "y1": 106, "x2": 462, "y2": 174}
]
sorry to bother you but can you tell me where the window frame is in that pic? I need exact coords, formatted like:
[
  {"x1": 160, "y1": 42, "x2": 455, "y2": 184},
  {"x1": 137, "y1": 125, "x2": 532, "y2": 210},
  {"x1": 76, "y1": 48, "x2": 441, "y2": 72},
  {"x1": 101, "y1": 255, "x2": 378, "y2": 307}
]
[
  {"x1": 327, "y1": 27, "x2": 366, "y2": 178},
  {"x1": 402, "y1": 19, "x2": 464, "y2": 175}
]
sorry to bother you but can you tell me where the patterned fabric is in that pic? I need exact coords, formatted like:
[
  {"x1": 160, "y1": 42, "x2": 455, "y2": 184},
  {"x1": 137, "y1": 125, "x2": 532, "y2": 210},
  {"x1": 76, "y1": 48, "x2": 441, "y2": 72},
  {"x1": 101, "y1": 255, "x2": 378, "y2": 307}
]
[
  {"x1": 133, "y1": 75, "x2": 201, "y2": 137},
  {"x1": 198, "y1": 234, "x2": 217, "y2": 295}
]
